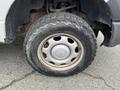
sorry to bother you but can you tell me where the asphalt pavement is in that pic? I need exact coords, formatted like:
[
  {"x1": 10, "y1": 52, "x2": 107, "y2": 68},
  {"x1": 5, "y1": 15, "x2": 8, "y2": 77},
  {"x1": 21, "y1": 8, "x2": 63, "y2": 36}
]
[{"x1": 0, "y1": 33, "x2": 119, "y2": 90}]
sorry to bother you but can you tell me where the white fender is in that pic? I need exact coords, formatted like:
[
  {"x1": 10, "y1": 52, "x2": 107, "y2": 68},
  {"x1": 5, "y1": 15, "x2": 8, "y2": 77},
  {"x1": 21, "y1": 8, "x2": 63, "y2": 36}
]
[
  {"x1": 0, "y1": 0, "x2": 15, "y2": 43},
  {"x1": 104, "y1": 0, "x2": 110, "y2": 2}
]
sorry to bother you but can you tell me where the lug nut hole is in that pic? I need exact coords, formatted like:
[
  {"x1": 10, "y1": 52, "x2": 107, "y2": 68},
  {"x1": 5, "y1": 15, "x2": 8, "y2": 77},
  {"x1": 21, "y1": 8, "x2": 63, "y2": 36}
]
[
  {"x1": 60, "y1": 63, "x2": 66, "y2": 65},
  {"x1": 44, "y1": 42, "x2": 49, "y2": 48},
  {"x1": 75, "y1": 47, "x2": 79, "y2": 53},
  {"x1": 68, "y1": 38, "x2": 74, "y2": 44},
  {"x1": 49, "y1": 61, "x2": 55, "y2": 65},
  {"x1": 53, "y1": 36, "x2": 61, "y2": 41},
  {"x1": 71, "y1": 57, "x2": 76, "y2": 62},
  {"x1": 43, "y1": 53, "x2": 47, "y2": 58}
]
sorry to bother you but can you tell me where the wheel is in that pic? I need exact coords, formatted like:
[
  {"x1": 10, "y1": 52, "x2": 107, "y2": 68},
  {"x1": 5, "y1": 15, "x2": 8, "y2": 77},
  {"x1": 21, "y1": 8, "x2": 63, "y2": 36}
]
[{"x1": 24, "y1": 12, "x2": 97, "y2": 76}]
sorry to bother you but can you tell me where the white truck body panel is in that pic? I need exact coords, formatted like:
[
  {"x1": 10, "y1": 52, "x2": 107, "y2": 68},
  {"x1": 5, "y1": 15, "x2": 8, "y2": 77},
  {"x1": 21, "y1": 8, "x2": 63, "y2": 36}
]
[
  {"x1": 0, "y1": 21, "x2": 6, "y2": 42},
  {"x1": 0, "y1": 0, "x2": 15, "y2": 21},
  {"x1": 0, "y1": 0, "x2": 15, "y2": 43}
]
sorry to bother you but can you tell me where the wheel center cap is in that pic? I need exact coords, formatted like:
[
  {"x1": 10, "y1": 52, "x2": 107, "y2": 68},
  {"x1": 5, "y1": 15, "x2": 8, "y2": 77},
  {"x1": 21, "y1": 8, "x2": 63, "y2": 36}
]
[{"x1": 51, "y1": 45, "x2": 70, "y2": 60}]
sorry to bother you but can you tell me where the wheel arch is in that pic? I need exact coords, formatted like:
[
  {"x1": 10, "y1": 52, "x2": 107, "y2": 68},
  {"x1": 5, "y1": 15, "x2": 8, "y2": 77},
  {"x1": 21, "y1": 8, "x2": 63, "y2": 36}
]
[
  {"x1": 80, "y1": 0, "x2": 112, "y2": 27},
  {"x1": 5, "y1": 0, "x2": 45, "y2": 43}
]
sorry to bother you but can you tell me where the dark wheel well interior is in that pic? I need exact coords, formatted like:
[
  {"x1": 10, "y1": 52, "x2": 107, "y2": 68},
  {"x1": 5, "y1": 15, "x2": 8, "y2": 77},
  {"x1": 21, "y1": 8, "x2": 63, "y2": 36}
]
[{"x1": 5, "y1": 0, "x2": 112, "y2": 45}]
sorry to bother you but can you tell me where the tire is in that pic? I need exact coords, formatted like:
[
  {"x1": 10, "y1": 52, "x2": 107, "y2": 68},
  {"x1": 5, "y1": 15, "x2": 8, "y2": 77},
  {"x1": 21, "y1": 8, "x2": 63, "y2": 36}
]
[{"x1": 24, "y1": 12, "x2": 97, "y2": 76}]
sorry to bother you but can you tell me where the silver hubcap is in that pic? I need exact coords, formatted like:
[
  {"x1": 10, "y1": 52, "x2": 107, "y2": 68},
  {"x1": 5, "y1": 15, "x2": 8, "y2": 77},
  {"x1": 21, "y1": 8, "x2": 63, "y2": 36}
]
[
  {"x1": 37, "y1": 33, "x2": 84, "y2": 71},
  {"x1": 51, "y1": 45, "x2": 70, "y2": 60}
]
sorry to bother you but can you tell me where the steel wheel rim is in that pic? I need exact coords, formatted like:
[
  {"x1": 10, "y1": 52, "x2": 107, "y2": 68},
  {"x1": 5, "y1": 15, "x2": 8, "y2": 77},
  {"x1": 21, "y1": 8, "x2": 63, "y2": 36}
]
[{"x1": 37, "y1": 33, "x2": 84, "y2": 71}]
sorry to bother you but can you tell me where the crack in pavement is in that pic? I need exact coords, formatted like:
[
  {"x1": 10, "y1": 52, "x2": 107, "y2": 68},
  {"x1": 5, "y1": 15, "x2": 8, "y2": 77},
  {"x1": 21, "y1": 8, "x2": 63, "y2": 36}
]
[
  {"x1": 0, "y1": 70, "x2": 35, "y2": 90},
  {"x1": 0, "y1": 70, "x2": 115, "y2": 90},
  {"x1": 82, "y1": 72, "x2": 115, "y2": 90}
]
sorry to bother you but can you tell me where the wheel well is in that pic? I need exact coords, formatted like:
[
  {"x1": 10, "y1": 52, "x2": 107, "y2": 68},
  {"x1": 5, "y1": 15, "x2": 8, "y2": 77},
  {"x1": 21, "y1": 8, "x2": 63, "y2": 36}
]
[
  {"x1": 5, "y1": 0, "x2": 45, "y2": 43},
  {"x1": 5, "y1": 0, "x2": 112, "y2": 45}
]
